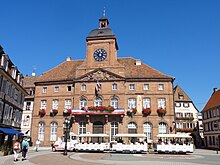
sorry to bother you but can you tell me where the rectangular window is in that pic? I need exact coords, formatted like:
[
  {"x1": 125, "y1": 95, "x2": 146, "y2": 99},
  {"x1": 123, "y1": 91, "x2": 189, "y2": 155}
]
[
  {"x1": 40, "y1": 100, "x2": 47, "y2": 109},
  {"x1": 79, "y1": 122, "x2": 86, "y2": 134},
  {"x1": 112, "y1": 83, "x2": 117, "y2": 90},
  {"x1": 52, "y1": 99, "x2": 59, "y2": 109},
  {"x1": 43, "y1": 87, "x2": 47, "y2": 93},
  {"x1": 144, "y1": 84, "x2": 149, "y2": 90},
  {"x1": 81, "y1": 84, "x2": 86, "y2": 91},
  {"x1": 157, "y1": 98, "x2": 166, "y2": 108},
  {"x1": 26, "y1": 102, "x2": 31, "y2": 110},
  {"x1": 183, "y1": 103, "x2": 189, "y2": 108},
  {"x1": 54, "y1": 86, "x2": 59, "y2": 92},
  {"x1": 129, "y1": 84, "x2": 135, "y2": 90},
  {"x1": 143, "y1": 98, "x2": 151, "y2": 108},
  {"x1": 67, "y1": 86, "x2": 72, "y2": 92},
  {"x1": 65, "y1": 99, "x2": 72, "y2": 109},
  {"x1": 175, "y1": 102, "x2": 181, "y2": 107},
  {"x1": 158, "y1": 84, "x2": 164, "y2": 90},
  {"x1": 128, "y1": 98, "x2": 136, "y2": 108}
]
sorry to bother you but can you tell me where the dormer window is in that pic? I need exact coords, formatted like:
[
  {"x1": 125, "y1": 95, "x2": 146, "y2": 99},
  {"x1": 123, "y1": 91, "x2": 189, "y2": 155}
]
[
  {"x1": 11, "y1": 65, "x2": 17, "y2": 79},
  {"x1": 1, "y1": 54, "x2": 9, "y2": 71}
]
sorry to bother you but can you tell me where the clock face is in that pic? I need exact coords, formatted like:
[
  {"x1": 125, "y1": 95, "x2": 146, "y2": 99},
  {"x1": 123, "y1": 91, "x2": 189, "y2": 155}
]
[{"x1": 94, "y1": 48, "x2": 107, "y2": 61}]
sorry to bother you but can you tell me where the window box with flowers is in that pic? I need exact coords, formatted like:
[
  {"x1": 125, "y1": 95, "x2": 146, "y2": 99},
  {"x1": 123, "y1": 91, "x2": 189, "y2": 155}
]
[
  {"x1": 39, "y1": 109, "x2": 46, "y2": 117},
  {"x1": 142, "y1": 108, "x2": 151, "y2": 117},
  {"x1": 63, "y1": 109, "x2": 72, "y2": 116},
  {"x1": 157, "y1": 107, "x2": 167, "y2": 117},
  {"x1": 82, "y1": 105, "x2": 115, "y2": 112},
  {"x1": 50, "y1": 109, "x2": 58, "y2": 117},
  {"x1": 127, "y1": 108, "x2": 137, "y2": 117},
  {"x1": 176, "y1": 128, "x2": 194, "y2": 133}
]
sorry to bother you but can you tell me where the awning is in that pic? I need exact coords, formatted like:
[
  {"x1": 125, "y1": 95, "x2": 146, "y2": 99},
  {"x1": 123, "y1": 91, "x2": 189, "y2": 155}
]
[{"x1": 0, "y1": 127, "x2": 23, "y2": 136}]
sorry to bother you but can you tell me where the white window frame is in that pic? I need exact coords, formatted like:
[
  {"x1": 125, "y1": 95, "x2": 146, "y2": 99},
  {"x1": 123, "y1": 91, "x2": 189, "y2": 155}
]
[
  {"x1": 80, "y1": 98, "x2": 87, "y2": 109},
  {"x1": 157, "y1": 98, "x2": 166, "y2": 108},
  {"x1": 110, "y1": 98, "x2": 118, "y2": 109},
  {"x1": 40, "y1": 100, "x2": 47, "y2": 109},
  {"x1": 64, "y1": 99, "x2": 72, "y2": 109},
  {"x1": 129, "y1": 84, "x2": 135, "y2": 90},
  {"x1": 79, "y1": 122, "x2": 86, "y2": 134},
  {"x1": 158, "y1": 122, "x2": 167, "y2": 134},
  {"x1": 54, "y1": 86, "x2": 59, "y2": 92},
  {"x1": 94, "y1": 97, "x2": 102, "y2": 107},
  {"x1": 144, "y1": 84, "x2": 149, "y2": 90},
  {"x1": 158, "y1": 84, "x2": 164, "y2": 90},
  {"x1": 50, "y1": 122, "x2": 57, "y2": 141},
  {"x1": 112, "y1": 83, "x2": 117, "y2": 90},
  {"x1": 128, "y1": 98, "x2": 136, "y2": 109},
  {"x1": 143, "y1": 122, "x2": 152, "y2": 140},
  {"x1": 81, "y1": 84, "x2": 86, "y2": 91},
  {"x1": 38, "y1": 122, "x2": 45, "y2": 141},
  {"x1": 111, "y1": 122, "x2": 118, "y2": 141},
  {"x1": 43, "y1": 87, "x2": 47, "y2": 93},
  {"x1": 143, "y1": 98, "x2": 151, "y2": 108},
  {"x1": 52, "y1": 99, "x2": 59, "y2": 109}
]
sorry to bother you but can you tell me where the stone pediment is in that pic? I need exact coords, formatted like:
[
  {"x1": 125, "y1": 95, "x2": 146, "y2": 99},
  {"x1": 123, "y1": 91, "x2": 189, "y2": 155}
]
[{"x1": 77, "y1": 69, "x2": 124, "y2": 81}]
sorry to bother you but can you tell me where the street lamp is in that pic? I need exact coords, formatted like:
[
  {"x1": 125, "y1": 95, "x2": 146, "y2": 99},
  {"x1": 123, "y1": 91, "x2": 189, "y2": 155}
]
[{"x1": 63, "y1": 117, "x2": 70, "y2": 156}]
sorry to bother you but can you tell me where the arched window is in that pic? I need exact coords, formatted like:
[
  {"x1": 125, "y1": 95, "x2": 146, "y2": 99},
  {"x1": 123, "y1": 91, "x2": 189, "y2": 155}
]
[
  {"x1": 94, "y1": 97, "x2": 102, "y2": 107},
  {"x1": 143, "y1": 122, "x2": 152, "y2": 140},
  {"x1": 80, "y1": 98, "x2": 87, "y2": 109},
  {"x1": 38, "y1": 122, "x2": 45, "y2": 141},
  {"x1": 111, "y1": 122, "x2": 118, "y2": 141},
  {"x1": 110, "y1": 98, "x2": 118, "y2": 109},
  {"x1": 158, "y1": 122, "x2": 167, "y2": 134},
  {"x1": 50, "y1": 122, "x2": 57, "y2": 141},
  {"x1": 128, "y1": 122, "x2": 137, "y2": 134}
]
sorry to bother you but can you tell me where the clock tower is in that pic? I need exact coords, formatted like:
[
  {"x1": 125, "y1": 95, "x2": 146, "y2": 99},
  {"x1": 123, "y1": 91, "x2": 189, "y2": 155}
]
[{"x1": 76, "y1": 15, "x2": 125, "y2": 77}]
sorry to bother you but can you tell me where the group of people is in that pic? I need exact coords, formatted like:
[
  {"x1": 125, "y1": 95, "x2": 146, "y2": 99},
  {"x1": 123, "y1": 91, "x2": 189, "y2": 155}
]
[{"x1": 13, "y1": 138, "x2": 40, "y2": 162}]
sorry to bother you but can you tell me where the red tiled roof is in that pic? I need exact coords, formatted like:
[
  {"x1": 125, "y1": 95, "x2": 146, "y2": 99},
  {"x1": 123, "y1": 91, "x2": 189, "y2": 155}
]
[
  {"x1": 36, "y1": 60, "x2": 83, "y2": 82},
  {"x1": 118, "y1": 58, "x2": 173, "y2": 79},
  {"x1": 202, "y1": 90, "x2": 220, "y2": 112},
  {"x1": 23, "y1": 76, "x2": 38, "y2": 87},
  {"x1": 36, "y1": 58, "x2": 173, "y2": 83}
]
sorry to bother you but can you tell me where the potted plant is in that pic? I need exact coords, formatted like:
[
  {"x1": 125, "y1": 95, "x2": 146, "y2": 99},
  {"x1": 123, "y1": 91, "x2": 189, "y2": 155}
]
[
  {"x1": 127, "y1": 108, "x2": 137, "y2": 117},
  {"x1": 157, "y1": 107, "x2": 167, "y2": 117},
  {"x1": 39, "y1": 109, "x2": 46, "y2": 117},
  {"x1": 50, "y1": 109, "x2": 58, "y2": 116},
  {"x1": 63, "y1": 109, "x2": 72, "y2": 116},
  {"x1": 142, "y1": 108, "x2": 151, "y2": 117}
]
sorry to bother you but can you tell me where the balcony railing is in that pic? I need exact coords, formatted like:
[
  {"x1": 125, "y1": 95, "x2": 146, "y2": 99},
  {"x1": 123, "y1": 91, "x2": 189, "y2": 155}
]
[{"x1": 176, "y1": 116, "x2": 194, "y2": 120}]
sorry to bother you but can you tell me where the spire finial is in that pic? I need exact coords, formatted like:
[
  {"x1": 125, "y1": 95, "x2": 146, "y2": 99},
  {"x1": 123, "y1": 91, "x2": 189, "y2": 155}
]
[{"x1": 103, "y1": 7, "x2": 106, "y2": 17}]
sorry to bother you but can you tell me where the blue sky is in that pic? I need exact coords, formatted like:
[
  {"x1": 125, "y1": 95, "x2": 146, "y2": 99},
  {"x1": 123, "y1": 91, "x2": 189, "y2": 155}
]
[{"x1": 1, "y1": 0, "x2": 220, "y2": 111}]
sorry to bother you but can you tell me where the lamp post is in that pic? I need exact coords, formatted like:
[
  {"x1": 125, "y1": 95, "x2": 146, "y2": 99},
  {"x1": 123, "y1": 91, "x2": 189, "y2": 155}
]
[{"x1": 63, "y1": 118, "x2": 70, "y2": 156}]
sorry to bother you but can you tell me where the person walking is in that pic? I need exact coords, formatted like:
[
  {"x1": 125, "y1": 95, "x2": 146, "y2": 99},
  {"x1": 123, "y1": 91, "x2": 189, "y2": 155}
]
[
  {"x1": 13, "y1": 140, "x2": 21, "y2": 162},
  {"x1": 21, "y1": 138, "x2": 29, "y2": 161},
  {"x1": 35, "y1": 139, "x2": 40, "y2": 152}
]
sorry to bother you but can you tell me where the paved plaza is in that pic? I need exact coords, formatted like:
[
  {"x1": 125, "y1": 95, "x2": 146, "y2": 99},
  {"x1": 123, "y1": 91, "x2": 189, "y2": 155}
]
[{"x1": 0, "y1": 148, "x2": 220, "y2": 165}]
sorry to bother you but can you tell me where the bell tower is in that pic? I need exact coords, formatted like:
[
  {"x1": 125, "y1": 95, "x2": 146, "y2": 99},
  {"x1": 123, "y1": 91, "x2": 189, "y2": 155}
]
[{"x1": 76, "y1": 13, "x2": 125, "y2": 78}]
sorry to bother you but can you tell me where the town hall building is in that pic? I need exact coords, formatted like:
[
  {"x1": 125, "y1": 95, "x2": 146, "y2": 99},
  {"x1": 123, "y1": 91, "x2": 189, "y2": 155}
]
[{"x1": 30, "y1": 15, "x2": 175, "y2": 146}]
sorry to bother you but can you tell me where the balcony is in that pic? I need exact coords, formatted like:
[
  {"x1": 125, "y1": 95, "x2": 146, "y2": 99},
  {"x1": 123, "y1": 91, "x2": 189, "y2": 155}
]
[
  {"x1": 176, "y1": 116, "x2": 194, "y2": 120},
  {"x1": 72, "y1": 106, "x2": 125, "y2": 115},
  {"x1": 176, "y1": 128, "x2": 194, "y2": 133}
]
